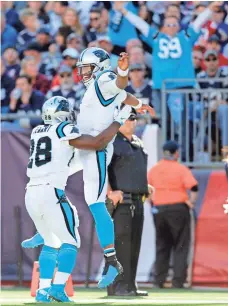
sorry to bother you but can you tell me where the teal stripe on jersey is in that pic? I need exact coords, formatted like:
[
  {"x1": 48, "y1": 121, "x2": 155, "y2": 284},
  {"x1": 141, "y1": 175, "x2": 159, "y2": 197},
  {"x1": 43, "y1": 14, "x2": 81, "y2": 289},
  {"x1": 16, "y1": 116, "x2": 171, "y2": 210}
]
[
  {"x1": 94, "y1": 70, "x2": 118, "y2": 107},
  {"x1": 55, "y1": 188, "x2": 76, "y2": 240},
  {"x1": 96, "y1": 150, "x2": 107, "y2": 199},
  {"x1": 56, "y1": 121, "x2": 70, "y2": 139}
]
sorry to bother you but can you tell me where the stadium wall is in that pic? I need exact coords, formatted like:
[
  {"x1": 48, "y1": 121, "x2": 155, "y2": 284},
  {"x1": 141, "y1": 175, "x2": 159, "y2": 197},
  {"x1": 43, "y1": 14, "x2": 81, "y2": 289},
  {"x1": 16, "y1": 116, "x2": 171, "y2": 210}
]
[{"x1": 1, "y1": 130, "x2": 228, "y2": 286}]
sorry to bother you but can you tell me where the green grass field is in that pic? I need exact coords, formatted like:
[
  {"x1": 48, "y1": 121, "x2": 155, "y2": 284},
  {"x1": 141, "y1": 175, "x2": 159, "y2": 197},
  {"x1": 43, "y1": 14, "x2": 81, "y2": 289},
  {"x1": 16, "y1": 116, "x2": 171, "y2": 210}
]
[{"x1": 1, "y1": 288, "x2": 228, "y2": 306}]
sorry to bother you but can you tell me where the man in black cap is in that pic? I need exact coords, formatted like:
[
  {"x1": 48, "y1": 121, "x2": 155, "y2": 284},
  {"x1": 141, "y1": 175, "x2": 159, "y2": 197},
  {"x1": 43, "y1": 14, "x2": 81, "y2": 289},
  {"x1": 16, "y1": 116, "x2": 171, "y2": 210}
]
[
  {"x1": 197, "y1": 49, "x2": 228, "y2": 156},
  {"x1": 205, "y1": 35, "x2": 228, "y2": 68},
  {"x1": 106, "y1": 108, "x2": 151, "y2": 297},
  {"x1": 147, "y1": 140, "x2": 198, "y2": 288},
  {"x1": 36, "y1": 27, "x2": 52, "y2": 53}
]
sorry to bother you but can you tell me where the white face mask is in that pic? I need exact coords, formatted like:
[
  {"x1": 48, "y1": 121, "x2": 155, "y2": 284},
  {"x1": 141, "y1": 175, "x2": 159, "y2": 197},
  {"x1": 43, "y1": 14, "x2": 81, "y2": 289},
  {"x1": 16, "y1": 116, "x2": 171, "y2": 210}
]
[{"x1": 83, "y1": 76, "x2": 95, "y2": 89}]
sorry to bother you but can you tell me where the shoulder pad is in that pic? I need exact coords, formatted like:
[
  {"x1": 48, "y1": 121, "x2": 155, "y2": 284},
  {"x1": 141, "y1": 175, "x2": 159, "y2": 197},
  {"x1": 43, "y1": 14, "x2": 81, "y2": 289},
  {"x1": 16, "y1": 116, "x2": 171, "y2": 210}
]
[
  {"x1": 56, "y1": 121, "x2": 71, "y2": 139},
  {"x1": 97, "y1": 70, "x2": 117, "y2": 83}
]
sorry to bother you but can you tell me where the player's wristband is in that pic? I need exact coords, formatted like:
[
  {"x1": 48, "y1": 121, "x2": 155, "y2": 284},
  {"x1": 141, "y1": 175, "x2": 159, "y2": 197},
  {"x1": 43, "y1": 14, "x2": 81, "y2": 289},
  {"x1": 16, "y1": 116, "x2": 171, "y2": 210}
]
[
  {"x1": 114, "y1": 119, "x2": 123, "y2": 126},
  {"x1": 132, "y1": 99, "x2": 143, "y2": 110},
  {"x1": 117, "y1": 67, "x2": 129, "y2": 77}
]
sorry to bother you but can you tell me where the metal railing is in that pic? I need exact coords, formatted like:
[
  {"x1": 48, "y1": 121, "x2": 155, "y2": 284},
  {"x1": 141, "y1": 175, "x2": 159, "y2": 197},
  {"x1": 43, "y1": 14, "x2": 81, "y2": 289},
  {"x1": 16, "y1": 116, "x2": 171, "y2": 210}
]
[{"x1": 161, "y1": 78, "x2": 228, "y2": 167}]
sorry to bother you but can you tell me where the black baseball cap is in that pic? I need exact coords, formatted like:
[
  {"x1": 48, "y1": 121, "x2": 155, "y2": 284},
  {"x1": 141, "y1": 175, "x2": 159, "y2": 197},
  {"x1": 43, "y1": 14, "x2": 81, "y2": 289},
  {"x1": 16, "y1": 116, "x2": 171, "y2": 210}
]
[
  {"x1": 208, "y1": 35, "x2": 220, "y2": 43},
  {"x1": 204, "y1": 49, "x2": 218, "y2": 59},
  {"x1": 25, "y1": 42, "x2": 42, "y2": 52},
  {"x1": 163, "y1": 140, "x2": 179, "y2": 154},
  {"x1": 37, "y1": 27, "x2": 50, "y2": 36}
]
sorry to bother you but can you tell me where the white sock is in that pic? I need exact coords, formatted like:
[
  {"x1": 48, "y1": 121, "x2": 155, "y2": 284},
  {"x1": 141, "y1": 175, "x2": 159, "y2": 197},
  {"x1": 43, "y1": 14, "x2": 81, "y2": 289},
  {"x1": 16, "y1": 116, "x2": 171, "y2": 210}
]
[
  {"x1": 39, "y1": 278, "x2": 52, "y2": 289},
  {"x1": 53, "y1": 271, "x2": 70, "y2": 285}
]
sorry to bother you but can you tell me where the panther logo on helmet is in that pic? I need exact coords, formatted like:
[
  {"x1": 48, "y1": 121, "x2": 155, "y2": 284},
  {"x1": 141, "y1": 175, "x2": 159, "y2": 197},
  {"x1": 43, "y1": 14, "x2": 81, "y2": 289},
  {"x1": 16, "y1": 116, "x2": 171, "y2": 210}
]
[
  {"x1": 93, "y1": 50, "x2": 110, "y2": 62},
  {"x1": 42, "y1": 96, "x2": 75, "y2": 125},
  {"x1": 55, "y1": 99, "x2": 70, "y2": 113}
]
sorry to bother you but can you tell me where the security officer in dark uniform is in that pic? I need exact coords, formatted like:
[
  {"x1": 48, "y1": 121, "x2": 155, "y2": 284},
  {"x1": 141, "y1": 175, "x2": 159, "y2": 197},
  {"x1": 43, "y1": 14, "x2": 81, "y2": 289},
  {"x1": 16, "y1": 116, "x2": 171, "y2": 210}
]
[{"x1": 106, "y1": 109, "x2": 151, "y2": 297}]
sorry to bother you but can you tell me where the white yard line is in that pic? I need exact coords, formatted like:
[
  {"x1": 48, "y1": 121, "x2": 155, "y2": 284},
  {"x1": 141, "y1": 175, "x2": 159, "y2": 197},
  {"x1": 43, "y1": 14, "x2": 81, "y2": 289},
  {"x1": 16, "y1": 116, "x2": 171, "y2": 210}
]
[{"x1": 0, "y1": 298, "x2": 228, "y2": 305}]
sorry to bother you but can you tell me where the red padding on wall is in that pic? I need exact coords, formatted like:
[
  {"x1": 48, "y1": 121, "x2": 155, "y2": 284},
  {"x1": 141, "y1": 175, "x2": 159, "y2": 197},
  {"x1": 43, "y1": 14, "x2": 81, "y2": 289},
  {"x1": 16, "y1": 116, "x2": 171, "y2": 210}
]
[{"x1": 193, "y1": 171, "x2": 228, "y2": 285}]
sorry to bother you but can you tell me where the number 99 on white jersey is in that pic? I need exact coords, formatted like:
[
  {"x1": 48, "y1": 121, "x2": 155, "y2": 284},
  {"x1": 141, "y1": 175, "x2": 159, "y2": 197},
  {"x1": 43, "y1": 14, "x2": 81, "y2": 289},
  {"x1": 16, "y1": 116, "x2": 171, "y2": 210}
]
[{"x1": 27, "y1": 122, "x2": 81, "y2": 190}]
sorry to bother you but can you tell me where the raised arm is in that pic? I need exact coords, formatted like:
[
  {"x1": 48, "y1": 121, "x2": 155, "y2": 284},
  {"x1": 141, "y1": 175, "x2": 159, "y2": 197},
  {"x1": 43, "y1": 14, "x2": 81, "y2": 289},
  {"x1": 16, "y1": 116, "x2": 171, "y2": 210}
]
[
  {"x1": 118, "y1": 6, "x2": 151, "y2": 37},
  {"x1": 123, "y1": 92, "x2": 156, "y2": 118},
  {"x1": 69, "y1": 122, "x2": 121, "y2": 150},
  {"x1": 192, "y1": 2, "x2": 223, "y2": 32},
  {"x1": 69, "y1": 105, "x2": 131, "y2": 150},
  {"x1": 116, "y1": 52, "x2": 129, "y2": 90}
]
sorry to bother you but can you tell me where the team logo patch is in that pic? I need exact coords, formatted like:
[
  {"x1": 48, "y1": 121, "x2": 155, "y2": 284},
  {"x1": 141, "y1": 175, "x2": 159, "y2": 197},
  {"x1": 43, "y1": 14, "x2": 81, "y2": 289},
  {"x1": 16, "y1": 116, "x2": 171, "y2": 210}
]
[
  {"x1": 55, "y1": 99, "x2": 70, "y2": 112},
  {"x1": 108, "y1": 73, "x2": 115, "y2": 80},
  {"x1": 93, "y1": 50, "x2": 110, "y2": 62}
]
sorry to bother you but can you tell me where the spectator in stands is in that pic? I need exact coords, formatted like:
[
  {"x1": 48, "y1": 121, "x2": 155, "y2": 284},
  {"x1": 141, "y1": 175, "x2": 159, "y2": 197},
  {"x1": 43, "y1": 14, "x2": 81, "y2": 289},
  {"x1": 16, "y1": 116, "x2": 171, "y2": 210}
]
[
  {"x1": 9, "y1": 75, "x2": 45, "y2": 129},
  {"x1": 138, "y1": 3, "x2": 153, "y2": 25},
  {"x1": 126, "y1": 63, "x2": 153, "y2": 108},
  {"x1": 165, "y1": 3, "x2": 182, "y2": 21},
  {"x1": 1, "y1": 59, "x2": 15, "y2": 113},
  {"x1": 204, "y1": 35, "x2": 228, "y2": 67},
  {"x1": 96, "y1": 36, "x2": 119, "y2": 70},
  {"x1": 192, "y1": 48, "x2": 203, "y2": 75},
  {"x1": 1, "y1": 13, "x2": 17, "y2": 54},
  {"x1": 128, "y1": 45, "x2": 151, "y2": 79},
  {"x1": 128, "y1": 46, "x2": 145, "y2": 65},
  {"x1": 148, "y1": 140, "x2": 198, "y2": 288},
  {"x1": 62, "y1": 7, "x2": 83, "y2": 36},
  {"x1": 21, "y1": 57, "x2": 51, "y2": 95},
  {"x1": 39, "y1": 43, "x2": 62, "y2": 80},
  {"x1": 197, "y1": 50, "x2": 228, "y2": 155},
  {"x1": 66, "y1": 33, "x2": 84, "y2": 53},
  {"x1": 83, "y1": 7, "x2": 107, "y2": 46},
  {"x1": 23, "y1": 42, "x2": 54, "y2": 80},
  {"x1": 49, "y1": 1, "x2": 68, "y2": 35},
  {"x1": 51, "y1": 48, "x2": 81, "y2": 87},
  {"x1": 3, "y1": 47, "x2": 21, "y2": 80},
  {"x1": 46, "y1": 65, "x2": 84, "y2": 114},
  {"x1": 126, "y1": 39, "x2": 143, "y2": 54},
  {"x1": 206, "y1": 4, "x2": 228, "y2": 52},
  {"x1": 1, "y1": 1, "x2": 23, "y2": 32},
  {"x1": 27, "y1": 1, "x2": 50, "y2": 25},
  {"x1": 17, "y1": 9, "x2": 39, "y2": 53},
  {"x1": 117, "y1": 1, "x2": 222, "y2": 115},
  {"x1": 23, "y1": 42, "x2": 42, "y2": 61},
  {"x1": 108, "y1": 2, "x2": 139, "y2": 55},
  {"x1": 70, "y1": 1, "x2": 96, "y2": 27},
  {"x1": 35, "y1": 27, "x2": 52, "y2": 53},
  {"x1": 55, "y1": 25, "x2": 73, "y2": 53}
]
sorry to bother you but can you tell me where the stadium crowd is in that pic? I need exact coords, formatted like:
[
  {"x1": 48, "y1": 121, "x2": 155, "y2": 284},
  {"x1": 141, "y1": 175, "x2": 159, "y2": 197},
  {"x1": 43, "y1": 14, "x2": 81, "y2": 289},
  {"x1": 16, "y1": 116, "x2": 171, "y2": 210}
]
[{"x1": 1, "y1": 1, "x2": 228, "y2": 159}]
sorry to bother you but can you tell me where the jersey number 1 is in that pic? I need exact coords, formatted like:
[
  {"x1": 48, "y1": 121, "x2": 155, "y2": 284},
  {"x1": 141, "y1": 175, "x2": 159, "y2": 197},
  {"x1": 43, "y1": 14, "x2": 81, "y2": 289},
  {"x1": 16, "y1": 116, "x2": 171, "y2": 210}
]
[{"x1": 28, "y1": 136, "x2": 52, "y2": 168}]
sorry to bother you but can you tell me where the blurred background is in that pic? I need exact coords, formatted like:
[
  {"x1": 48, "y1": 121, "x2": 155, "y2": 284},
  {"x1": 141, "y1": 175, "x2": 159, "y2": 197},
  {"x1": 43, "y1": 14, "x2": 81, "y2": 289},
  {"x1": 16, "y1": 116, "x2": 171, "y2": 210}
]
[{"x1": 1, "y1": 1, "x2": 228, "y2": 289}]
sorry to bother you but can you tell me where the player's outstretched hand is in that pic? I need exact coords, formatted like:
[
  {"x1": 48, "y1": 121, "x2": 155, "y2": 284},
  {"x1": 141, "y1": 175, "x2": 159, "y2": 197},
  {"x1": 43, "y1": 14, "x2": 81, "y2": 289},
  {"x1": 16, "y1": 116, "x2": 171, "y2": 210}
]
[
  {"x1": 118, "y1": 52, "x2": 129, "y2": 71},
  {"x1": 136, "y1": 104, "x2": 156, "y2": 118}
]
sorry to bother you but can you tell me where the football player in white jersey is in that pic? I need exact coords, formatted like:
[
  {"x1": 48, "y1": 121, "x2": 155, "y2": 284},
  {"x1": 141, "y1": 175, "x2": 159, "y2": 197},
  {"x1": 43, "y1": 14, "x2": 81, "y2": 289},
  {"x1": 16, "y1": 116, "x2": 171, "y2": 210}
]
[
  {"x1": 75, "y1": 47, "x2": 155, "y2": 288},
  {"x1": 25, "y1": 96, "x2": 132, "y2": 303},
  {"x1": 22, "y1": 48, "x2": 155, "y2": 291}
]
